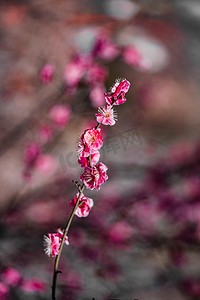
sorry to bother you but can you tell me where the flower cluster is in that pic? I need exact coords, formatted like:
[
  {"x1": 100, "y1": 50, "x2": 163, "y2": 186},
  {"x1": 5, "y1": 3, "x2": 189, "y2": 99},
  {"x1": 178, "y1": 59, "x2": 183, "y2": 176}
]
[
  {"x1": 105, "y1": 79, "x2": 131, "y2": 106},
  {"x1": 75, "y1": 79, "x2": 130, "y2": 204},
  {"x1": 44, "y1": 229, "x2": 69, "y2": 257},
  {"x1": 44, "y1": 78, "x2": 130, "y2": 259},
  {"x1": 51, "y1": 33, "x2": 143, "y2": 107}
]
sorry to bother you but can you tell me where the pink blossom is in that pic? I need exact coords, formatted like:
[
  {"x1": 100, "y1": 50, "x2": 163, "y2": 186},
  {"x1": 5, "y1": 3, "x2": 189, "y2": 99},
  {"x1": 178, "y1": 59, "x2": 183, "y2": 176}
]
[
  {"x1": 105, "y1": 78, "x2": 130, "y2": 106},
  {"x1": 95, "y1": 105, "x2": 117, "y2": 126},
  {"x1": 49, "y1": 104, "x2": 71, "y2": 127},
  {"x1": 0, "y1": 282, "x2": 9, "y2": 299},
  {"x1": 123, "y1": 46, "x2": 142, "y2": 68},
  {"x1": 79, "y1": 128, "x2": 103, "y2": 157},
  {"x1": 2, "y1": 268, "x2": 21, "y2": 286},
  {"x1": 105, "y1": 92, "x2": 127, "y2": 106},
  {"x1": 80, "y1": 162, "x2": 108, "y2": 190},
  {"x1": 78, "y1": 151, "x2": 100, "y2": 168},
  {"x1": 44, "y1": 229, "x2": 69, "y2": 257},
  {"x1": 70, "y1": 193, "x2": 93, "y2": 217},
  {"x1": 40, "y1": 64, "x2": 55, "y2": 83},
  {"x1": 89, "y1": 84, "x2": 106, "y2": 107},
  {"x1": 93, "y1": 35, "x2": 120, "y2": 61},
  {"x1": 111, "y1": 78, "x2": 130, "y2": 95},
  {"x1": 20, "y1": 278, "x2": 47, "y2": 293}
]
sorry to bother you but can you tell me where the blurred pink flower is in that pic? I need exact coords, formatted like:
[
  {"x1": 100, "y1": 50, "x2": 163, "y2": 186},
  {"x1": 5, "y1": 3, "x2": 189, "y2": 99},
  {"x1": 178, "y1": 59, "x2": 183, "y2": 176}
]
[
  {"x1": 95, "y1": 105, "x2": 117, "y2": 126},
  {"x1": 64, "y1": 54, "x2": 92, "y2": 88},
  {"x1": 131, "y1": 201, "x2": 161, "y2": 232},
  {"x1": 70, "y1": 193, "x2": 93, "y2": 217},
  {"x1": 64, "y1": 60, "x2": 84, "y2": 88},
  {"x1": 35, "y1": 154, "x2": 57, "y2": 174},
  {"x1": 86, "y1": 63, "x2": 107, "y2": 85},
  {"x1": 89, "y1": 84, "x2": 106, "y2": 107},
  {"x1": 40, "y1": 64, "x2": 55, "y2": 83},
  {"x1": 80, "y1": 162, "x2": 108, "y2": 190},
  {"x1": 93, "y1": 35, "x2": 120, "y2": 61},
  {"x1": 24, "y1": 143, "x2": 40, "y2": 169},
  {"x1": 108, "y1": 221, "x2": 133, "y2": 243},
  {"x1": 0, "y1": 282, "x2": 9, "y2": 299},
  {"x1": 2, "y1": 268, "x2": 21, "y2": 287},
  {"x1": 49, "y1": 104, "x2": 71, "y2": 127},
  {"x1": 123, "y1": 46, "x2": 142, "y2": 67},
  {"x1": 21, "y1": 278, "x2": 47, "y2": 293},
  {"x1": 38, "y1": 125, "x2": 53, "y2": 144}
]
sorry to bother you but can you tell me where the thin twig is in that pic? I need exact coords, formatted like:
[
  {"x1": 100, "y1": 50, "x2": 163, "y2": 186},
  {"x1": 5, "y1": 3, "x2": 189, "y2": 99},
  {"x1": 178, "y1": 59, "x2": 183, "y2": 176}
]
[{"x1": 51, "y1": 184, "x2": 85, "y2": 300}]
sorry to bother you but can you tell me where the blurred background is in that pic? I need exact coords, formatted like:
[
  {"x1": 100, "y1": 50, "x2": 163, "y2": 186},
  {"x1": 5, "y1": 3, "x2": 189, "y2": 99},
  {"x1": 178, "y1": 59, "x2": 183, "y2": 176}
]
[{"x1": 1, "y1": 0, "x2": 200, "y2": 299}]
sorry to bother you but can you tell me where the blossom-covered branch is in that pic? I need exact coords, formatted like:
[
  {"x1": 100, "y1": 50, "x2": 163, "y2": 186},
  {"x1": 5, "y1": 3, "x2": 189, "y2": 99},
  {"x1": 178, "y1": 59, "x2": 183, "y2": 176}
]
[{"x1": 43, "y1": 78, "x2": 130, "y2": 300}]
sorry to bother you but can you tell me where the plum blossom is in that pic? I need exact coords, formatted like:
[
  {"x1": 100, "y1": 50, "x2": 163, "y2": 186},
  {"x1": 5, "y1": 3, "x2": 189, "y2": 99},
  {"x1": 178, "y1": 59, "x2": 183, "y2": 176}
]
[
  {"x1": 49, "y1": 104, "x2": 71, "y2": 127},
  {"x1": 105, "y1": 78, "x2": 130, "y2": 106},
  {"x1": 78, "y1": 151, "x2": 100, "y2": 168},
  {"x1": 70, "y1": 193, "x2": 93, "y2": 217},
  {"x1": 79, "y1": 128, "x2": 103, "y2": 157},
  {"x1": 111, "y1": 78, "x2": 130, "y2": 95},
  {"x1": 44, "y1": 229, "x2": 69, "y2": 257},
  {"x1": 44, "y1": 78, "x2": 131, "y2": 297},
  {"x1": 80, "y1": 162, "x2": 108, "y2": 190},
  {"x1": 40, "y1": 64, "x2": 55, "y2": 83},
  {"x1": 95, "y1": 105, "x2": 117, "y2": 126}
]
